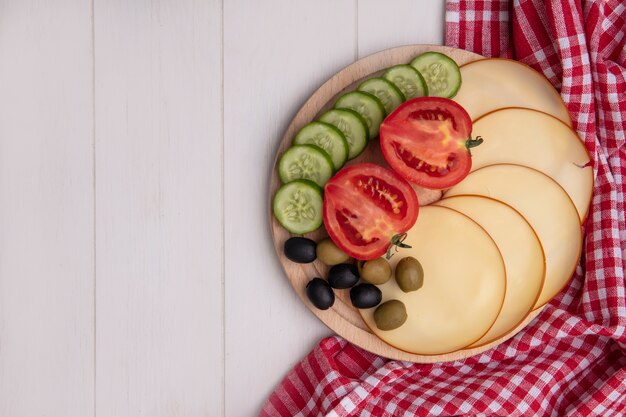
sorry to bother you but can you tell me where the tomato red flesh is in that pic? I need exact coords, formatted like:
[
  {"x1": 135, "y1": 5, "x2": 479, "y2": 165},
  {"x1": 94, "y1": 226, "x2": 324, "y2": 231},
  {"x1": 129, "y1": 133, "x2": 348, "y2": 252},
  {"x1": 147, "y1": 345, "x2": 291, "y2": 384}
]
[
  {"x1": 323, "y1": 163, "x2": 418, "y2": 260},
  {"x1": 335, "y1": 209, "x2": 380, "y2": 247},
  {"x1": 390, "y1": 141, "x2": 458, "y2": 177},
  {"x1": 350, "y1": 174, "x2": 408, "y2": 218},
  {"x1": 380, "y1": 97, "x2": 473, "y2": 189},
  {"x1": 407, "y1": 108, "x2": 459, "y2": 131}
]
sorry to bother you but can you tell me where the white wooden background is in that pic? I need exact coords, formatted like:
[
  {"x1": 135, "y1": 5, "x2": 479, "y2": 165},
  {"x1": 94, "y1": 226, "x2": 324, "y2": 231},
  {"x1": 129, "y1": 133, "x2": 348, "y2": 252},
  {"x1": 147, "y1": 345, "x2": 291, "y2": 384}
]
[{"x1": 0, "y1": 1, "x2": 444, "y2": 415}]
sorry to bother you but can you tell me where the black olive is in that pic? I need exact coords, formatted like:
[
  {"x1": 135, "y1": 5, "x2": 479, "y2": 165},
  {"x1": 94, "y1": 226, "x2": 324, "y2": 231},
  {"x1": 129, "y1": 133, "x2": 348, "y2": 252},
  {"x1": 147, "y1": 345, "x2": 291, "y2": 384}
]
[
  {"x1": 328, "y1": 264, "x2": 360, "y2": 289},
  {"x1": 284, "y1": 237, "x2": 317, "y2": 263},
  {"x1": 350, "y1": 283, "x2": 382, "y2": 309},
  {"x1": 306, "y1": 278, "x2": 335, "y2": 310}
]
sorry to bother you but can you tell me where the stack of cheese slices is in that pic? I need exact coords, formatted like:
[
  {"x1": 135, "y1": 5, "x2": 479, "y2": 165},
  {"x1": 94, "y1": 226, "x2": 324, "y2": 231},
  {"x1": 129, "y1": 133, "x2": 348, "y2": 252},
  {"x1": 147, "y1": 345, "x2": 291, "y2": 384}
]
[{"x1": 360, "y1": 58, "x2": 593, "y2": 355}]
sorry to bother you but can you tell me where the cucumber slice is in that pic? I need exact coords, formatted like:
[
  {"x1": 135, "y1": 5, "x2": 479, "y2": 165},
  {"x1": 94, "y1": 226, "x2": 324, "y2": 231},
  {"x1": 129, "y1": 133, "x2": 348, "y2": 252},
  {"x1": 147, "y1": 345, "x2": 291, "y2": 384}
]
[
  {"x1": 318, "y1": 109, "x2": 369, "y2": 159},
  {"x1": 293, "y1": 122, "x2": 349, "y2": 171},
  {"x1": 273, "y1": 180, "x2": 323, "y2": 234},
  {"x1": 358, "y1": 77, "x2": 405, "y2": 114},
  {"x1": 383, "y1": 64, "x2": 428, "y2": 100},
  {"x1": 410, "y1": 52, "x2": 462, "y2": 98},
  {"x1": 278, "y1": 144, "x2": 334, "y2": 187},
  {"x1": 334, "y1": 91, "x2": 386, "y2": 139}
]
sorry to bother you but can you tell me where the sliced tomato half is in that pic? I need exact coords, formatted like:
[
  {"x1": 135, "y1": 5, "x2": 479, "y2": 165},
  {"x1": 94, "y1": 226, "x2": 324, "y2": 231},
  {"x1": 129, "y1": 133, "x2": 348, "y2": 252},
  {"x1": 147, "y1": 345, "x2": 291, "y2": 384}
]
[
  {"x1": 323, "y1": 163, "x2": 419, "y2": 260},
  {"x1": 380, "y1": 97, "x2": 477, "y2": 189}
]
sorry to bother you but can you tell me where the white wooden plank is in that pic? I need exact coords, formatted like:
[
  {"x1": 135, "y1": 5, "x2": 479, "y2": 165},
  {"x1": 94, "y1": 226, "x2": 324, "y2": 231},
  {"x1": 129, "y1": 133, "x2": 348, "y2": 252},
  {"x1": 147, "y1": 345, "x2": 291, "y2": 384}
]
[
  {"x1": 0, "y1": 1, "x2": 95, "y2": 416},
  {"x1": 94, "y1": 0, "x2": 223, "y2": 416},
  {"x1": 358, "y1": 0, "x2": 446, "y2": 58},
  {"x1": 223, "y1": 1, "x2": 356, "y2": 415}
]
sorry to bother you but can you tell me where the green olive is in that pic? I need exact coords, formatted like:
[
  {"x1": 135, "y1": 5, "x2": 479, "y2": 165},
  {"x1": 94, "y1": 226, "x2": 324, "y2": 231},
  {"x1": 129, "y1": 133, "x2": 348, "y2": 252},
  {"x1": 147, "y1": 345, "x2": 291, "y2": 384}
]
[
  {"x1": 358, "y1": 258, "x2": 392, "y2": 285},
  {"x1": 395, "y1": 256, "x2": 424, "y2": 292},
  {"x1": 374, "y1": 300, "x2": 407, "y2": 331},
  {"x1": 316, "y1": 238, "x2": 350, "y2": 266}
]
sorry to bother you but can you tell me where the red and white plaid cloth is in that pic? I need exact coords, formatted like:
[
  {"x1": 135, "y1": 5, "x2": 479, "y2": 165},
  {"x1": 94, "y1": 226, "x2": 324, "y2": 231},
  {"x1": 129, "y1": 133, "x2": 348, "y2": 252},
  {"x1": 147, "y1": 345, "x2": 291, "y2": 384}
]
[{"x1": 261, "y1": 1, "x2": 626, "y2": 415}]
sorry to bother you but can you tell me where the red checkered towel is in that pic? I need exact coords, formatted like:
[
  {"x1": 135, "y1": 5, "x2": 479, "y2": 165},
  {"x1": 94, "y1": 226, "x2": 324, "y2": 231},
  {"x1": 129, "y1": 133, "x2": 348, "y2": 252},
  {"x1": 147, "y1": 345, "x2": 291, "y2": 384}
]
[{"x1": 261, "y1": 1, "x2": 626, "y2": 415}]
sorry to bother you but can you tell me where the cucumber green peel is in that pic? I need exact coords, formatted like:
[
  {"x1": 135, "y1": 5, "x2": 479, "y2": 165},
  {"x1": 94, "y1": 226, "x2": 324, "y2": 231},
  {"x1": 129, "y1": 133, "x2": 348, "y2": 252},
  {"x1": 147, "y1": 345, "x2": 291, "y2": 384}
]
[
  {"x1": 294, "y1": 122, "x2": 349, "y2": 171},
  {"x1": 410, "y1": 52, "x2": 462, "y2": 98},
  {"x1": 334, "y1": 91, "x2": 386, "y2": 139},
  {"x1": 358, "y1": 77, "x2": 405, "y2": 114},
  {"x1": 273, "y1": 180, "x2": 323, "y2": 234},
  {"x1": 278, "y1": 144, "x2": 334, "y2": 187},
  {"x1": 383, "y1": 64, "x2": 428, "y2": 100},
  {"x1": 318, "y1": 109, "x2": 369, "y2": 159}
]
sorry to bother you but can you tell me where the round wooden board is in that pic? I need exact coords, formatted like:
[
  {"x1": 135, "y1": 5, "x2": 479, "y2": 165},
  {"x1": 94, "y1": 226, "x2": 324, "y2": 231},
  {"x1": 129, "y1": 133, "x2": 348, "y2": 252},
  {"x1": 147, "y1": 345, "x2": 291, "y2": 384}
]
[{"x1": 269, "y1": 45, "x2": 543, "y2": 363}]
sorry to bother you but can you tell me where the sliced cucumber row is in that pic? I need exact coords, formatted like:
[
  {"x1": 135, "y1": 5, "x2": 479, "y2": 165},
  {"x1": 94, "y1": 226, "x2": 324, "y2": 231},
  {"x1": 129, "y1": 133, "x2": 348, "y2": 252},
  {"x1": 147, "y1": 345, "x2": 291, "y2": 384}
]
[
  {"x1": 273, "y1": 51, "x2": 463, "y2": 234},
  {"x1": 273, "y1": 180, "x2": 323, "y2": 234}
]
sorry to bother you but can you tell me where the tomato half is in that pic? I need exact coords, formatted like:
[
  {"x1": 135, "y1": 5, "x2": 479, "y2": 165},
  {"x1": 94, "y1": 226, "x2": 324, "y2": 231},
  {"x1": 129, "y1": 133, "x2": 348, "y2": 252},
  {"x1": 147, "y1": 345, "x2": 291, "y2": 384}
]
[
  {"x1": 380, "y1": 97, "x2": 475, "y2": 189},
  {"x1": 323, "y1": 163, "x2": 419, "y2": 260}
]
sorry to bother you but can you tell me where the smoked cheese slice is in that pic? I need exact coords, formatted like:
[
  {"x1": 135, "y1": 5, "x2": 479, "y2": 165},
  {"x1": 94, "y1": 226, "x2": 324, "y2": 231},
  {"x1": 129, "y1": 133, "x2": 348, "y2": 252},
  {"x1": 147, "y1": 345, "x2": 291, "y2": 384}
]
[
  {"x1": 453, "y1": 58, "x2": 571, "y2": 126},
  {"x1": 435, "y1": 195, "x2": 545, "y2": 346},
  {"x1": 360, "y1": 206, "x2": 506, "y2": 355},
  {"x1": 470, "y1": 108, "x2": 592, "y2": 221},
  {"x1": 445, "y1": 164, "x2": 582, "y2": 308}
]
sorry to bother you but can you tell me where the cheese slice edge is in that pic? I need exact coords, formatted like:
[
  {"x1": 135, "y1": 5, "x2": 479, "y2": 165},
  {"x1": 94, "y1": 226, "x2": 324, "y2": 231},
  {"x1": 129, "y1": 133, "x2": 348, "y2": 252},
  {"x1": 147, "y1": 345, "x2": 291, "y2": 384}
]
[
  {"x1": 454, "y1": 59, "x2": 572, "y2": 126},
  {"x1": 470, "y1": 107, "x2": 592, "y2": 222},
  {"x1": 359, "y1": 205, "x2": 506, "y2": 355},
  {"x1": 435, "y1": 195, "x2": 546, "y2": 347},
  {"x1": 445, "y1": 164, "x2": 582, "y2": 308}
]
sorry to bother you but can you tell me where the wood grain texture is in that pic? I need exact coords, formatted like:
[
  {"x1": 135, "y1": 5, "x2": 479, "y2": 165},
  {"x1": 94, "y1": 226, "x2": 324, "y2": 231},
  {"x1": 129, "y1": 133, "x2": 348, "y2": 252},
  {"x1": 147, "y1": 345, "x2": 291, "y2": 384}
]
[
  {"x1": 358, "y1": 0, "x2": 446, "y2": 58},
  {"x1": 94, "y1": 0, "x2": 222, "y2": 415},
  {"x1": 0, "y1": 1, "x2": 95, "y2": 416},
  {"x1": 0, "y1": 1, "x2": 453, "y2": 415},
  {"x1": 223, "y1": 1, "x2": 358, "y2": 415},
  {"x1": 269, "y1": 45, "x2": 544, "y2": 363}
]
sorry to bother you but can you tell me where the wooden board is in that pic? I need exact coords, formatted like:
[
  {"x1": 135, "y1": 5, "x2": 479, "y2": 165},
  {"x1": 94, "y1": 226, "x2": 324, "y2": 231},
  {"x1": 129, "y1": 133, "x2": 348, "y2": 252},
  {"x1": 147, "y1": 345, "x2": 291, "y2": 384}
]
[
  {"x1": 224, "y1": 2, "x2": 357, "y2": 413},
  {"x1": 94, "y1": 0, "x2": 222, "y2": 415},
  {"x1": 0, "y1": 1, "x2": 95, "y2": 414},
  {"x1": 269, "y1": 45, "x2": 543, "y2": 363}
]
